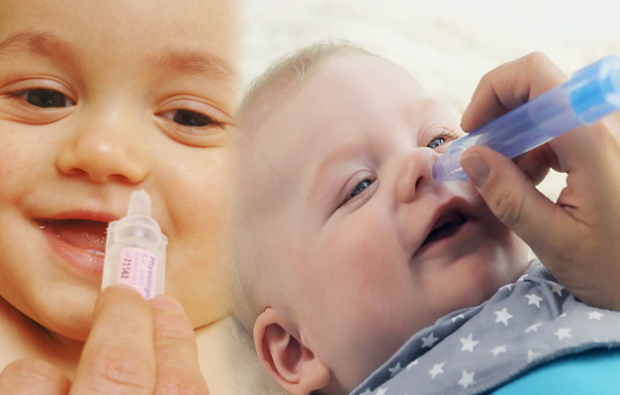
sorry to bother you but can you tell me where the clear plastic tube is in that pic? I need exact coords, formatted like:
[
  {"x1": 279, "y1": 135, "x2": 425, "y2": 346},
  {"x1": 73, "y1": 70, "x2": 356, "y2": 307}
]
[
  {"x1": 433, "y1": 55, "x2": 620, "y2": 182},
  {"x1": 101, "y1": 190, "x2": 168, "y2": 300}
]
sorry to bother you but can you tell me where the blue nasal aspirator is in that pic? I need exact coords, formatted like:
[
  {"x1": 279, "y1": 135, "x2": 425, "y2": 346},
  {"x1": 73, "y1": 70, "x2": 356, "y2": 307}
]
[{"x1": 432, "y1": 55, "x2": 620, "y2": 182}]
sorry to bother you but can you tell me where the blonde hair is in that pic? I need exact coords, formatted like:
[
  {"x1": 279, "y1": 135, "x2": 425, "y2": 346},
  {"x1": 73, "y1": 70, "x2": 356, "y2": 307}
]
[{"x1": 236, "y1": 40, "x2": 370, "y2": 132}]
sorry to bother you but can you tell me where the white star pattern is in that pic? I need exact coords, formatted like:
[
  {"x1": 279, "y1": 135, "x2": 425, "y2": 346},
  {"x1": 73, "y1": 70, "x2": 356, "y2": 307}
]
[
  {"x1": 452, "y1": 314, "x2": 465, "y2": 322},
  {"x1": 555, "y1": 327, "x2": 572, "y2": 341},
  {"x1": 375, "y1": 387, "x2": 388, "y2": 395},
  {"x1": 428, "y1": 362, "x2": 445, "y2": 379},
  {"x1": 460, "y1": 333, "x2": 479, "y2": 352},
  {"x1": 588, "y1": 311, "x2": 605, "y2": 321},
  {"x1": 388, "y1": 362, "x2": 402, "y2": 377},
  {"x1": 421, "y1": 332, "x2": 439, "y2": 348},
  {"x1": 525, "y1": 323, "x2": 542, "y2": 334},
  {"x1": 546, "y1": 280, "x2": 564, "y2": 296},
  {"x1": 458, "y1": 370, "x2": 476, "y2": 388},
  {"x1": 525, "y1": 294, "x2": 543, "y2": 308},
  {"x1": 527, "y1": 349, "x2": 541, "y2": 362},
  {"x1": 558, "y1": 312, "x2": 568, "y2": 319},
  {"x1": 490, "y1": 345, "x2": 507, "y2": 357},
  {"x1": 499, "y1": 284, "x2": 514, "y2": 292},
  {"x1": 360, "y1": 389, "x2": 373, "y2": 395},
  {"x1": 495, "y1": 308, "x2": 513, "y2": 327},
  {"x1": 406, "y1": 359, "x2": 418, "y2": 370}
]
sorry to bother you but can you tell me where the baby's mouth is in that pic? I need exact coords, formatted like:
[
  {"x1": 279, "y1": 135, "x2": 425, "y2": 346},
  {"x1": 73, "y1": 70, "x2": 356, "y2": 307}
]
[
  {"x1": 39, "y1": 219, "x2": 108, "y2": 255},
  {"x1": 420, "y1": 211, "x2": 468, "y2": 248}
]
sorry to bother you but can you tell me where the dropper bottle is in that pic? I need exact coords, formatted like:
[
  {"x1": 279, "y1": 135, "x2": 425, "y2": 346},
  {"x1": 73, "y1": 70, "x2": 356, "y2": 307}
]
[{"x1": 101, "y1": 190, "x2": 168, "y2": 300}]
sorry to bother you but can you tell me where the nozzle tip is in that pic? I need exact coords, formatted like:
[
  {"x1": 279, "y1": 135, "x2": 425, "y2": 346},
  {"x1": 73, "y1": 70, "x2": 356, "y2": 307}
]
[{"x1": 128, "y1": 190, "x2": 151, "y2": 216}]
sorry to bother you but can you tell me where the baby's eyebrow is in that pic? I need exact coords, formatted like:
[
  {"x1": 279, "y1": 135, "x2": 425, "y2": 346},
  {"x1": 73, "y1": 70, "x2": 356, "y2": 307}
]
[
  {"x1": 0, "y1": 30, "x2": 79, "y2": 63},
  {"x1": 0, "y1": 30, "x2": 236, "y2": 89},
  {"x1": 152, "y1": 49, "x2": 236, "y2": 87}
]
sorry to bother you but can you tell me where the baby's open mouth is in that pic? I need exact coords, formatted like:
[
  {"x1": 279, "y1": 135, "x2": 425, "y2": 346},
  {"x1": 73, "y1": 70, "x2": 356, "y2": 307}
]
[
  {"x1": 39, "y1": 219, "x2": 108, "y2": 255},
  {"x1": 420, "y1": 211, "x2": 468, "y2": 248}
]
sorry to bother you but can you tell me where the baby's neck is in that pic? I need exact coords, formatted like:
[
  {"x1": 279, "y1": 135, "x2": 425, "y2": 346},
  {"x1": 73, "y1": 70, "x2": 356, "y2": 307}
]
[{"x1": 0, "y1": 296, "x2": 84, "y2": 379}]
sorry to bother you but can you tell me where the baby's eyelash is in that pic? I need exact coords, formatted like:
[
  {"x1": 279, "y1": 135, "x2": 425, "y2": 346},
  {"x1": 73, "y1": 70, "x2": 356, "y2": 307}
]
[
  {"x1": 159, "y1": 109, "x2": 225, "y2": 130},
  {"x1": 338, "y1": 176, "x2": 376, "y2": 209},
  {"x1": 3, "y1": 88, "x2": 76, "y2": 108},
  {"x1": 427, "y1": 128, "x2": 461, "y2": 149}
]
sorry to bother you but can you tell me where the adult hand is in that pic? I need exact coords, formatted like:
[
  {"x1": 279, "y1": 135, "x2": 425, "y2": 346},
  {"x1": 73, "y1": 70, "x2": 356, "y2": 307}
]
[
  {"x1": 0, "y1": 285, "x2": 209, "y2": 395},
  {"x1": 460, "y1": 52, "x2": 620, "y2": 310}
]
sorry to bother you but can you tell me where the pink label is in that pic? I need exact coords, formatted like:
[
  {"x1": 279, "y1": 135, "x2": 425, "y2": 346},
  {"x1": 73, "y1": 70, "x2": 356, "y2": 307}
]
[{"x1": 117, "y1": 247, "x2": 158, "y2": 301}]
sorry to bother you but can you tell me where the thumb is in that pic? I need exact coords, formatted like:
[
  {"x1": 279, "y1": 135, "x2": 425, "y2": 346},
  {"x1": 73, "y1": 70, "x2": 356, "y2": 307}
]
[{"x1": 460, "y1": 146, "x2": 568, "y2": 255}]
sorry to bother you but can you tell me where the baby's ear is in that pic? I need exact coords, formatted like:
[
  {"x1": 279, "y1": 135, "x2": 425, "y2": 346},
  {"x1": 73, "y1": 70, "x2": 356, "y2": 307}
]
[{"x1": 254, "y1": 308, "x2": 330, "y2": 395}]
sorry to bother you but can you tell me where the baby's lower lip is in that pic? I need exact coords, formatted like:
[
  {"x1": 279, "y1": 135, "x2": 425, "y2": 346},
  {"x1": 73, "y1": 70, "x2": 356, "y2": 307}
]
[
  {"x1": 413, "y1": 219, "x2": 472, "y2": 259},
  {"x1": 38, "y1": 219, "x2": 108, "y2": 275}
]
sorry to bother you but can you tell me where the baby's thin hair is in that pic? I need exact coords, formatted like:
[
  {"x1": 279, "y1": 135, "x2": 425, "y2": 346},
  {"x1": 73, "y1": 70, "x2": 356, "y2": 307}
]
[{"x1": 236, "y1": 40, "x2": 370, "y2": 132}]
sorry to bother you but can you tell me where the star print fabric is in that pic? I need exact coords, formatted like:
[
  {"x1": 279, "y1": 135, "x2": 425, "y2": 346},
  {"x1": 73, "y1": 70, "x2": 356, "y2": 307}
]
[{"x1": 351, "y1": 260, "x2": 620, "y2": 395}]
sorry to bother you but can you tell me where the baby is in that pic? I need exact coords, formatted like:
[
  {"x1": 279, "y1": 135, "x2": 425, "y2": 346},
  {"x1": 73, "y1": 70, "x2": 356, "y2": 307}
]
[
  {"x1": 0, "y1": 0, "x2": 239, "y2": 386},
  {"x1": 232, "y1": 43, "x2": 620, "y2": 395}
]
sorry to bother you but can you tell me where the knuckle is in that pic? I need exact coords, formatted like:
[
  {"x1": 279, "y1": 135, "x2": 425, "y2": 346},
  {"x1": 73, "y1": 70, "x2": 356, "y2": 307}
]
[
  {"x1": 84, "y1": 343, "x2": 153, "y2": 390},
  {"x1": 156, "y1": 372, "x2": 207, "y2": 395},
  {"x1": 523, "y1": 51, "x2": 550, "y2": 70}
]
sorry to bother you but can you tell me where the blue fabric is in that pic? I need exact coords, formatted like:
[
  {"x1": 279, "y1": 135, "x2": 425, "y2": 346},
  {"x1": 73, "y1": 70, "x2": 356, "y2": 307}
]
[
  {"x1": 351, "y1": 260, "x2": 620, "y2": 395},
  {"x1": 487, "y1": 348, "x2": 620, "y2": 395}
]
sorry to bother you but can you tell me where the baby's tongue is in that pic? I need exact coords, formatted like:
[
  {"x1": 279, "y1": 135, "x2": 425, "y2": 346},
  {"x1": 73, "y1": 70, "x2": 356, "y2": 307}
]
[{"x1": 48, "y1": 219, "x2": 108, "y2": 253}]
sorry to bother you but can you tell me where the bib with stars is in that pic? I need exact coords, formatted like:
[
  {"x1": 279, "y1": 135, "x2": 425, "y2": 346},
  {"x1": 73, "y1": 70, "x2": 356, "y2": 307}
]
[{"x1": 351, "y1": 260, "x2": 620, "y2": 395}]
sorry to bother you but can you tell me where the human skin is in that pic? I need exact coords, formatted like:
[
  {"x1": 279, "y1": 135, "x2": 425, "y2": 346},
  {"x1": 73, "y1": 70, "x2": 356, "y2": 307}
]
[
  {"x1": 461, "y1": 52, "x2": 620, "y2": 311},
  {"x1": 0, "y1": 285, "x2": 209, "y2": 395},
  {"x1": 0, "y1": 0, "x2": 238, "y2": 380},
  {"x1": 238, "y1": 54, "x2": 529, "y2": 394}
]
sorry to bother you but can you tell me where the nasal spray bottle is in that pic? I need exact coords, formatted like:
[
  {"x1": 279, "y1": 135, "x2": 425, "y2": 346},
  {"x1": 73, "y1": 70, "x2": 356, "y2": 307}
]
[
  {"x1": 102, "y1": 191, "x2": 168, "y2": 300},
  {"x1": 433, "y1": 55, "x2": 620, "y2": 181}
]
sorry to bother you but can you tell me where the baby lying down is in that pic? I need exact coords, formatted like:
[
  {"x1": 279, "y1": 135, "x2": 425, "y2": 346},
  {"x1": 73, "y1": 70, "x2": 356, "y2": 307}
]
[{"x1": 232, "y1": 42, "x2": 620, "y2": 394}]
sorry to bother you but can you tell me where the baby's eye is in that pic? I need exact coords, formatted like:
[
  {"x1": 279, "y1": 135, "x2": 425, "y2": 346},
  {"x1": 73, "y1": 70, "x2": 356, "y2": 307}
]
[
  {"x1": 427, "y1": 136, "x2": 447, "y2": 149},
  {"x1": 339, "y1": 177, "x2": 376, "y2": 208},
  {"x1": 160, "y1": 109, "x2": 214, "y2": 127},
  {"x1": 351, "y1": 179, "x2": 373, "y2": 198},
  {"x1": 426, "y1": 128, "x2": 461, "y2": 150},
  {"x1": 9, "y1": 89, "x2": 75, "y2": 108}
]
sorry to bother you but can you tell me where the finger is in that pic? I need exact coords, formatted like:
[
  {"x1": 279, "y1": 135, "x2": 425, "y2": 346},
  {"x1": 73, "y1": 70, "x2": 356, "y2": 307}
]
[
  {"x1": 70, "y1": 285, "x2": 156, "y2": 395},
  {"x1": 0, "y1": 359, "x2": 71, "y2": 395},
  {"x1": 150, "y1": 295, "x2": 209, "y2": 395},
  {"x1": 461, "y1": 145, "x2": 576, "y2": 257},
  {"x1": 461, "y1": 52, "x2": 567, "y2": 131}
]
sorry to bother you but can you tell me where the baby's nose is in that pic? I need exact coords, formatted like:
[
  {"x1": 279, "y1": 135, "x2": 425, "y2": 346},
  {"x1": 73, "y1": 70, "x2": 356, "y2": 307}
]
[
  {"x1": 396, "y1": 148, "x2": 440, "y2": 204},
  {"x1": 55, "y1": 113, "x2": 149, "y2": 184}
]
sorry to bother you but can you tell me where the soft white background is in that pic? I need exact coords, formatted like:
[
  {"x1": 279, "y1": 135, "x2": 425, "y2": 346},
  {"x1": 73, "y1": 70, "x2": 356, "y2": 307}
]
[
  {"x1": 234, "y1": 2, "x2": 620, "y2": 392},
  {"x1": 241, "y1": 0, "x2": 620, "y2": 199}
]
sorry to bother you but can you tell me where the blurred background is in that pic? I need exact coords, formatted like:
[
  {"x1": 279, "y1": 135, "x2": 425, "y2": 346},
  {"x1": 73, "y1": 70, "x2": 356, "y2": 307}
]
[{"x1": 240, "y1": 0, "x2": 620, "y2": 199}]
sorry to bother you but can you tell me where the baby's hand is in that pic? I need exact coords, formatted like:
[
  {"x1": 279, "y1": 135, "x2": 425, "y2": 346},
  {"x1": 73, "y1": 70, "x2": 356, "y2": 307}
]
[
  {"x1": 460, "y1": 52, "x2": 620, "y2": 310},
  {"x1": 0, "y1": 286, "x2": 209, "y2": 395}
]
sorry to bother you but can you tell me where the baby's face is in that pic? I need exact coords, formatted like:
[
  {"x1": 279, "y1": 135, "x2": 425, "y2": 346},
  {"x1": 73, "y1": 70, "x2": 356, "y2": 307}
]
[
  {"x1": 242, "y1": 54, "x2": 529, "y2": 390},
  {"x1": 0, "y1": 0, "x2": 237, "y2": 341}
]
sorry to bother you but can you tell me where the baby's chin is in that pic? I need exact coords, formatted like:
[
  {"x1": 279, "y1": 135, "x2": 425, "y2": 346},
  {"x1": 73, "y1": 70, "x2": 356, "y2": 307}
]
[{"x1": 25, "y1": 285, "x2": 99, "y2": 343}]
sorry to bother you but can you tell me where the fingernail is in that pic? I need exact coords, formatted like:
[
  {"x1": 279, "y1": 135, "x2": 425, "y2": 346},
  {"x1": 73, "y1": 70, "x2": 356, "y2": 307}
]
[{"x1": 461, "y1": 152, "x2": 490, "y2": 188}]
